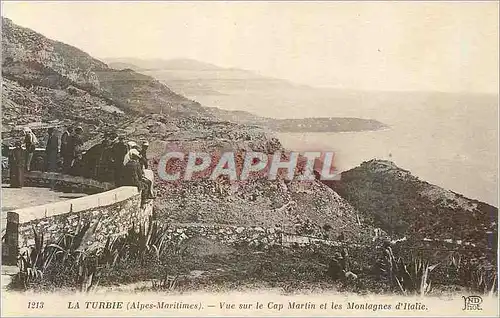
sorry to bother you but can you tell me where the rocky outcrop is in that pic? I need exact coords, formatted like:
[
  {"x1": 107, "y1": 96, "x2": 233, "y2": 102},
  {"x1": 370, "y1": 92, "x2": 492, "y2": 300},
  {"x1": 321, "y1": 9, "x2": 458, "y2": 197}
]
[
  {"x1": 1, "y1": 77, "x2": 127, "y2": 137},
  {"x1": 328, "y1": 159, "x2": 498, "y2": 249}
]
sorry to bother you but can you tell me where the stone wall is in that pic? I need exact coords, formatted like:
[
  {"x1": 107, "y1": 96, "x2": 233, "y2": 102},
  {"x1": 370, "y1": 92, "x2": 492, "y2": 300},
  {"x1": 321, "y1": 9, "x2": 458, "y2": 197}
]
[
  {"x1": 8, "y1": 170, "x2": 155, "y2": 249},
  {"x1": 18, "y1": 191, "x2": 149, "y2": 248},
  {"x1": 14, "y1": 186, "x2": 139, "y2": 223},
  {"x1": 158, "y1": 223, "x2": 344, "y2": 250}
]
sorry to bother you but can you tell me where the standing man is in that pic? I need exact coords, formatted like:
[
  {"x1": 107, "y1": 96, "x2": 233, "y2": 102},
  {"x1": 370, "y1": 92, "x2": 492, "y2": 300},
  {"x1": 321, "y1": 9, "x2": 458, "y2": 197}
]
[
  {"x1": 140, "y1": 141, "x2": 149, "y2": 169},
  {"x1": 45, "y1": 128, "x2": 59, "y2": 172},
  {"x1": 73, "y1": 127, "x2": 84, "y2": 157},
  {"x1": 70, "y1": 126, "x2": 84, "y2": 176},
  {"x1": 45, "y1": 128, "x2": 59, "y2": 190},
  {"x1": 85, "y1": 133, "x2": 109, "y2": 179},
  {"x1": 22, "y1": 127, "x2": 37, "y2": 172},
  {"x1": 61, "y1": 126, "x2": 74, "y2": 173},
  {"x1": 94, "y1": 133, "x2": 112, "y2": 181},
  {"x1": 9, "y1": 141, "x2": 25, "y2": 188},
  {"x1": 97, "y1": 132, "x2": 117, "y2": 182}
]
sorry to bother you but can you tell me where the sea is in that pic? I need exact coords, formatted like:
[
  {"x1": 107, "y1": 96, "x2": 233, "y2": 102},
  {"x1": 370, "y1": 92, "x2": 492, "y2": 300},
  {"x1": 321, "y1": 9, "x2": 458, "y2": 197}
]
[
  {"x1": 192, "y1": 88, "x2": 498, "y2": 206},
  {"x1": 276, "y1": 102, "x2": 498, "y2": 207}
]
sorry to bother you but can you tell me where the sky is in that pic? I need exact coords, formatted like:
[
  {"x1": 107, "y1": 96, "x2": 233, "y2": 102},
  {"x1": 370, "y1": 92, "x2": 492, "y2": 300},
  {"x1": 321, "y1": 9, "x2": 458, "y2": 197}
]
[{"x1": 2, "y1": 1, "x2": 499, "y2": 93}]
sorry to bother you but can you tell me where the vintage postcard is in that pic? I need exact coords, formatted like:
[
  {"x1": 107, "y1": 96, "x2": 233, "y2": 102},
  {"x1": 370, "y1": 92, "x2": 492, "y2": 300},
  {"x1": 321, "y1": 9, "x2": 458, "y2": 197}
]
[{"x1": 0, "y1": 0, "x2": 498, "y2": 317}]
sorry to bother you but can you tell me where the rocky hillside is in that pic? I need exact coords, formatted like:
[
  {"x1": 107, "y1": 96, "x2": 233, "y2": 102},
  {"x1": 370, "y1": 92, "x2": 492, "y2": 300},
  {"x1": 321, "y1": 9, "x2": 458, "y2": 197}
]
[
  {"x1": 117, "y1": 113, "x2": 373, "y2": 244},
  {"x1": 1, "y1": 17, "x2": 207, "y2": 121},
  {"x1": 328, "y1": 160, "x2": 498, "y2": 249},
  {"x1": 1, "y1": 17, "x2": 373, "y2": 244}
]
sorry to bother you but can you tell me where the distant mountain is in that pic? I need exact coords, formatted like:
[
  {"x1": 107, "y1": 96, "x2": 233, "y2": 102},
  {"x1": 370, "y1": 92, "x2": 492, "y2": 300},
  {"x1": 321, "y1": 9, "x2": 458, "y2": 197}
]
[
  {"x1": 105, "y1": 57, "x2": 312, "y2": 96},
  {"x1": 105, "y1": 58, "x2": 498, "y2": 130},
  {"x1": 104, "y1": 61, "x2": 140, "y2": 72},
  {"x1": 105, "y1": 57, "x2": 388, "y2": 132},
  {"x1": 107, "y1": 57, "x2": 224, "y2": 72}
]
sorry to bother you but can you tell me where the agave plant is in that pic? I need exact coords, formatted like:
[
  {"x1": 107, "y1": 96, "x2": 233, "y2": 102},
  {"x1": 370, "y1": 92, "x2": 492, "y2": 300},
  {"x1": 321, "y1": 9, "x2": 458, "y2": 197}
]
[
  {"x1": 151, "y1": 270, "x2": 180, "y2": 291},
  {"x1": 380, "y1": 246, "x2": 438, "y2": 296},
  {"x1": 99, "y1": 235, "x2": 128, "y2": 267},
  {"x1": 459, "y1": 260, "x2": 498, "y2": 295},
  {"x1": 15, "y1": 221, "x2": 101, "y2": 292},
  {"x1": 397, "y1": 256, "x2": 438, "y2": 296},
  {"x1": 13, "y1": 215, "x2": 178, "y2": 292},
  {"x1": 16, "y1": 227, "x2": 65, "y2": 288},
  {"x1": 76, "y1": 251, "x2": 101, "y2": 293},
  {"x1": 447, "y1": 251, "x2": 462, "y2": 272},
  {"x1": 122, "y1": 216, "x2": 170, "y2": 264}
]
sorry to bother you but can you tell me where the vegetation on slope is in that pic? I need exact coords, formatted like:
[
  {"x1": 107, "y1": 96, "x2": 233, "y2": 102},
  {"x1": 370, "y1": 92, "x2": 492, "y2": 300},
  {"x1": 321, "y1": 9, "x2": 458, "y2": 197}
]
[{"x1": 329, "y1": 160, "x2": 498, "y2": 250}]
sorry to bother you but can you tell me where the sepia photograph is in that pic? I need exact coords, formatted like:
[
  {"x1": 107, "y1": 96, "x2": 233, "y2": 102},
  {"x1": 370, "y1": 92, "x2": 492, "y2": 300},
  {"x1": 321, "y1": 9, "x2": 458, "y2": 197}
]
[{"x1": 0, "y1": 0, "x2": 498, "y2": 316}]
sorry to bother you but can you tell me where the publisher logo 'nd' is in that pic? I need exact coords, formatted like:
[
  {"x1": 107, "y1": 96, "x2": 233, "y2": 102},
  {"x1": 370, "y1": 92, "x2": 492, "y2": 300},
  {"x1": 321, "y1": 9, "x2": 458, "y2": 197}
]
[{"x1": 462, "y1": 295, "x2": 482, "y2": 311}]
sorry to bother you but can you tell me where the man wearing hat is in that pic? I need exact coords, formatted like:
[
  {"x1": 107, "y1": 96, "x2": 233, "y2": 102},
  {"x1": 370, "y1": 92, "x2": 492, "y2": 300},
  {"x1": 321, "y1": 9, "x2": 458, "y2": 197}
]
[
  {"x1": 61, "y1": 126, "x2": 74, "y2": 173},
  {"x1": 73, "y1": 126, "x2": 84, "y2": 155},
  {"x1": 111, "y1": 135, "x2": 128, "y2": 186},
  {"x1": 86, "y1": 132, "x2": 111, "y2": 181},
  {"x1": 69, "y1": 126, "x2": 84, "y2": 176},
  {"x1": 22, "y1": 127, "x2": 38, "y2": 171},
  {"x1": 9, "y1": 141, "x2": 25, "y2": 188},
  {"x1": 140, "y1": 140, "x2": 149, "y2": 169},
  {"x1": 45, "y1": 127, "x2": 59, "y2": 173},
  {"x1": 122, "y1": 149, "x2": 145, "y2": 200}
]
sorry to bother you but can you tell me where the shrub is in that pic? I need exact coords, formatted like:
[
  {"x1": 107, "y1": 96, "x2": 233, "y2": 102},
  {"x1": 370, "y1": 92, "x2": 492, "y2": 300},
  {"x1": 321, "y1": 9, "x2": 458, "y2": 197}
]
[
  {"x1": 458, "y1": 261, "x2": 497, "y2": 295},
  {"x1": 13, "y1": 222, "x2": 100, "y2": 292},
  {"x1": 379, "y1": 244, "x2": 438, "y2": 296},
  {"x1": 10, "y1": 216, "x2": 178, "y2": 292}
]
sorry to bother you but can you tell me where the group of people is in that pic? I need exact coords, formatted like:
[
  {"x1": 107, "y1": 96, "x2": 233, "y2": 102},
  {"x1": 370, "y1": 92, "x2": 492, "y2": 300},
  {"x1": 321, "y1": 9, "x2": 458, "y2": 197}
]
[
  {"x1": 6, "y1": 126, "x2": 50, "y2": 188},
  {"x1": 84, "y1": 131, "x2": 154, "y2": 202},
  {"x1": 5, "y1": 126, "x2": 154, "y2": 204},
  {"x1": 61, "y1": 126, "x2": 85, "y2": 173},
  {"x1": 47, "y1": 126, "x2": 84, "y2": 174}
]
